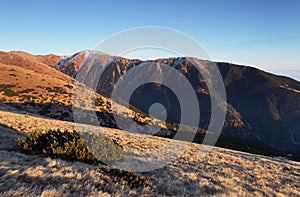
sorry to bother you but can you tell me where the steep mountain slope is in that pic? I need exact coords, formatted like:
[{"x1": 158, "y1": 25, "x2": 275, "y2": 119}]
[
  {"x1": 56, "y1": 51, "x2": 300, "y2": 159},
  {"x1": 0, "y1": 51, "x2": 166, "y2": 134},
  {"x1": 58, "y1": 51, "x2": 91, "y2": 77},
  {"x1": 218, "y1": 63, "x2": 300, "y2": 152},
  {"x1": 1, "y1": 50, "x2": 299, "y2": 160},
  {"x1": 0, "y1": 51, "x2": 70, "y2": 82}
]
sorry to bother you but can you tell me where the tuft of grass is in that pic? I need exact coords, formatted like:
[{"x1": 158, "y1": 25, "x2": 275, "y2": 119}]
[
  {"x1": 45, "y1": 86, "x2": 68, "y2": 94},
  {"x1": 64, "y1": 84, "x2": 73, "y2": 89},
  {"x1": 18, "y1": 88, "x2": 35, "y2": 94},
  {"x1": 96, "y1": 166, "x2": 151, "y2": 189}
]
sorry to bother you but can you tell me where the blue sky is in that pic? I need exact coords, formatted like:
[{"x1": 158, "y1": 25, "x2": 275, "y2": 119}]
[{"x1": 1, "y1": 0, "x2": 299, "y2": 70}]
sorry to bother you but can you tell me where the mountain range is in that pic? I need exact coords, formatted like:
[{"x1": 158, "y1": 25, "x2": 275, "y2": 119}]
[{"x1": 0, "y1": 50, "x2": 299, "y2": 161}]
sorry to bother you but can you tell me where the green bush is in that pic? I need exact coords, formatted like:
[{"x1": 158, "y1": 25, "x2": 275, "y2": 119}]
[
  {"x1": 17, "y1": 129, "x2": 125, "y2": 164},
  {"x1": 17, "y1": 129, "x2": 152, "y2": 188}
]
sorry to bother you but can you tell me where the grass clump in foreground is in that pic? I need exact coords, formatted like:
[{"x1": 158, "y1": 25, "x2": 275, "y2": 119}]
[
  {"x1": 96, "y1": 166, "x2": 151, "y2": 189},
  {"x1": 17, "y1": 129, "x2": 151, "y2": 188},
  {"x1": 17, "y1": 129, "x2": 125, "y2": 164}
]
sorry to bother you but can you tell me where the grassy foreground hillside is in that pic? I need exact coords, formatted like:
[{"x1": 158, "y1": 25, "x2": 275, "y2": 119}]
[{"x1": 0, "y1": 109, "x2": 299, "y2": 196}]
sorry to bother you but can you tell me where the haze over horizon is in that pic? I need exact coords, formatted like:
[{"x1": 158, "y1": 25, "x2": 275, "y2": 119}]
[{"x1": 1, "y1": 0, "x2": 299, "y2": 70}]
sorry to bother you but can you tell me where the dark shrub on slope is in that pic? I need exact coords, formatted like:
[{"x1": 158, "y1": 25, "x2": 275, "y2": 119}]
[{"x1": 17, "y1": 129, "x2": 125, "y2": 164}]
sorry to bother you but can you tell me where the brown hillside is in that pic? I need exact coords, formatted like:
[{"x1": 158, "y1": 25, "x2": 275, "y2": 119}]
[{"x1": 0, "y1": 51, "x2": 71, "y2": 82}]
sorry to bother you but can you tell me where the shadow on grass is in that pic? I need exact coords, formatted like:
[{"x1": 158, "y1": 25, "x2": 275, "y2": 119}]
[
  {"x1": 0, "y1": 102, "x2": 299, "y2": 162},
  {"x1": 141, "y1": 165, "x2": 224, "y2": 196}
]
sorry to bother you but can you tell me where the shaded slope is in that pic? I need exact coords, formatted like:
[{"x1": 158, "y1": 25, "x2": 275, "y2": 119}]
[
  {"x1": 219, "y1": 62, "x2": 300, "y2": 152},
  {"x1": 58, "y1": 51, "x2": 300, "y2": 157}
]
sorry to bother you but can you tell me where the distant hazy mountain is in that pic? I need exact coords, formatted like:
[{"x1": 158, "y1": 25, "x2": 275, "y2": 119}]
[{"x1": 268, "y1": 69, "x2": 300, "y2": 82}]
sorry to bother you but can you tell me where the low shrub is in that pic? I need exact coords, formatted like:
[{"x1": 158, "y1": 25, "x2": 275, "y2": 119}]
[
  {"x1": 18, "y1": 88, "x2": 35, "y2": 94},
  {"x1": 0, "y1": 84, "x2": 16, "y2": 89},
  {"x1": 0, "y1": 84, "x2": 19, "y2": 97},
  {"x1": 64, "y1": 84, "x2": 73, "y2": 89},
  {"x1": 16, "y1": 130, "x2": 150, "y2": 188},
  {"x1": 45, "y1": 86, "x2": 68, "y2": 94},
  {"x1": 2, "y1": 89, "x2": 19, "y2": 97},
  {"x1": 9, "y1": 73, "x2": 17, "y2": 77},
  {"x1": 17, "y1": 129, "x2": 125, "y2": 164}
]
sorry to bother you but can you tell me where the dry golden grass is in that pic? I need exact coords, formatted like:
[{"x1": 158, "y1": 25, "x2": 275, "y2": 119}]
[
  {"x1": 0, "y1": 51, "x2": 70, "y2": 82},
  {"x1": 0, "y1": 63, "x2": 73, "y2": 104},
  {"x1": 0, "y1": 109, "x2": 299, "y2": 196},
  {"x1": 0, "y1": 62, "x2": 165, "y2": 131}
]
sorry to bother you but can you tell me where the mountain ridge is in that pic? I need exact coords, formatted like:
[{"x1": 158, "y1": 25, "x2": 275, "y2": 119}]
[
  {"x1": 56, "y1": 50, "x2": 300, "y2": 156},
  {"x1": 0, "y1": 50, "x2": 299, "y2": 160}
]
